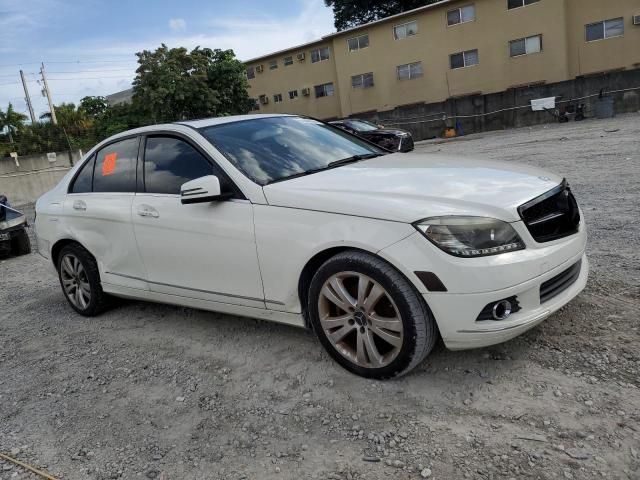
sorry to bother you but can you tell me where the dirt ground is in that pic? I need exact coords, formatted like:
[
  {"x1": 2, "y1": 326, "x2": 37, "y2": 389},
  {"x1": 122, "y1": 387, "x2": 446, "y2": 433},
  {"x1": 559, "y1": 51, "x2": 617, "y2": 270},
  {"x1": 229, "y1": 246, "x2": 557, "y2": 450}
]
[{"x1": 1, "y1": 113, "x2": 639, "y2": 480}]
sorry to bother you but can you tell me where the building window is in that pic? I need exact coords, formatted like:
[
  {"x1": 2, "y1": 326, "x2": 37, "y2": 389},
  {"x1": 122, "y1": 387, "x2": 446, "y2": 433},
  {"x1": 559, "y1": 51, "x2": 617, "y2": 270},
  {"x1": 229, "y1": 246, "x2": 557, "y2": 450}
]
[
  {"x1": 351, "y1": 72, "x2": 374, "y2": 88},
  {"x1": 507, "y1": 0, "x2": 540, "y2": 9},
  {"x1": 447, "y1": 5, "x2": 475, "y2": 26},
  {"x1": 311, "y1": 47, "x2": 330, "y2": 63},
  {"x1": 397, "y1": 62, "x2": 423, "y2": 80},
  {"x1": 250, "y1": 99, "x2": 260, "y2": 111},
  {"x1": 284, "y1": 56, "x2": 293, "y2": 66},
  {"x1": 314, "y1": 83, "x2": 335, "y2": 98},
  {"x1": 586, "y1": 18, "x2": 624, "y2": 42},
  {"x1": 273, "y1": 93, "x2": 283, "y2": 103},
  {"x1": 246, "y1": 67, "x2": 255, "y2": 79},
  {"x1": 347, "y1": 34, "x2": 370, "y2": 52},
  {"x1": 450, "y1": 49, "x2": 479, "y2": 69},
  {"x1": 510, "y1": 34, "x2": 542, "y2": 56},
  {"x1": 289, "y1": 90, "x2": 298, "y2": 100},
  {"x1": 393, "y1": 21, "x2": 418, "y2": 40},
  {"x1": 269, "y1": 60, "x2": 278, "y2": 70}
]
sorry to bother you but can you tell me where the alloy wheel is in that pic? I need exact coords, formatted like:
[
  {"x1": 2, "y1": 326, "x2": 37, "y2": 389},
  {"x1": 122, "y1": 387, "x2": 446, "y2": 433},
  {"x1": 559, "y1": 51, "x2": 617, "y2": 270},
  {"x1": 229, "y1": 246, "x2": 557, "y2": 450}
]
[
  {"x1": 318, "y1": 271, "x2": 404, "y2": 368},
  {"x1": 60, "y1": 253, "x2": 91, "y2": 310}
]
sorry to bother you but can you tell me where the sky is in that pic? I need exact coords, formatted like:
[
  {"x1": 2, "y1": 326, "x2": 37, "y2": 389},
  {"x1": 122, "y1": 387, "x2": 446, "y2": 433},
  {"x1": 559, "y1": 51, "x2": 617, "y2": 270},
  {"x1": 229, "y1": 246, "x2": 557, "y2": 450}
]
[{"x1": 0, "y1": 0, "x2": 335, "y2": 119}]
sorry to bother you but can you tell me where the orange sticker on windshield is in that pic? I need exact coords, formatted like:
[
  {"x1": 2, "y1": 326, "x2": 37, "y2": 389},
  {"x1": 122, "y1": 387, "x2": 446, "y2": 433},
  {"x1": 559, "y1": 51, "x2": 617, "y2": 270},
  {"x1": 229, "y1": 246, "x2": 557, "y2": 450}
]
[{"x1": 102, "y1": 152, "x2": 117, "y2": 176}]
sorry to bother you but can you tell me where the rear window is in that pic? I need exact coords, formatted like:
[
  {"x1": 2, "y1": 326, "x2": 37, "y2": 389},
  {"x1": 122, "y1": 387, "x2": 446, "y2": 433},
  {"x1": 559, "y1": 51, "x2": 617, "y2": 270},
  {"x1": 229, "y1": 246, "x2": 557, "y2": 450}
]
[{"x1": 93, "y1": 137, "x2": 139, "y2": 193}]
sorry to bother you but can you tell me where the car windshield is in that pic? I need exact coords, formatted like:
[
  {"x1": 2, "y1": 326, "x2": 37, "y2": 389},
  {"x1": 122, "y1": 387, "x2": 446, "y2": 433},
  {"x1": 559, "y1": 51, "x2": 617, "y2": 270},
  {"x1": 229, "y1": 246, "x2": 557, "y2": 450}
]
[
  {"x1": 345, "y1": 119, "x2": 380, "y2": 132},
  {"x1": 200, "y1": 116, "x2": 384, "y2": 185}
]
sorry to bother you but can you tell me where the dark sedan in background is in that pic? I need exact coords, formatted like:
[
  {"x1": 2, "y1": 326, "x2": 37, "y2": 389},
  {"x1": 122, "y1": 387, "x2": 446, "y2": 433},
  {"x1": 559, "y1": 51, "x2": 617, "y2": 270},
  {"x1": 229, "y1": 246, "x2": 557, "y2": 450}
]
[{"x1": 330, "y1": 119, "x2": 414, "y2": 152}]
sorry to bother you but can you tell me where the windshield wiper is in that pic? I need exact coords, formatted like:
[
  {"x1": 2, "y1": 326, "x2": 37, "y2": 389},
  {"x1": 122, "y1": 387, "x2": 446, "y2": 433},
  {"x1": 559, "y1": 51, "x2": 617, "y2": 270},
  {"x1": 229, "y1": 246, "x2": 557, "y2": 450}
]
[
  {"x1": 266, "y1": 153, "x2": 384, "y2": 185},
  {"x1": 327, "y1": 153, "x2": 383, "y2": 168}
]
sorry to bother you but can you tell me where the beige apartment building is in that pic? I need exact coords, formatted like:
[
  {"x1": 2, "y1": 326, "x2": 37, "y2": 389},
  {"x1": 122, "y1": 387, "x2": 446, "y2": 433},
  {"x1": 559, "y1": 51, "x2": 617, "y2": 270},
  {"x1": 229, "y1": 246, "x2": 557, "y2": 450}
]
[{"x1": 244, "y1": 0, "x2": 640, "y2": 120}]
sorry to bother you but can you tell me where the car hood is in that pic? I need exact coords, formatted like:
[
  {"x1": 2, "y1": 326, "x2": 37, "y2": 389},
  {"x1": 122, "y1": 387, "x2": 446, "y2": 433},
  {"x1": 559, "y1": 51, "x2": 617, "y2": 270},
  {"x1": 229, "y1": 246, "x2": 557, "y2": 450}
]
[{"x1": 262, "y1": 153, "x2": 563, "y2": 223}]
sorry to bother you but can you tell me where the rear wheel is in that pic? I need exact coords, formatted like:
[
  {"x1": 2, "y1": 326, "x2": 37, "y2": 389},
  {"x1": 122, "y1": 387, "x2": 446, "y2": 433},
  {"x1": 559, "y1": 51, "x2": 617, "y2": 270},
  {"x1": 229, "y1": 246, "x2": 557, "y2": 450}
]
[
  {"x1": 308, "y1": 251, "x2": 437, "y2": 379},
  {"x1": 57, "y1": 244, "x2": 110, "y2": 316},
  {"x1": 12, "y1": 228, "x2": 31, "y2": 256}
]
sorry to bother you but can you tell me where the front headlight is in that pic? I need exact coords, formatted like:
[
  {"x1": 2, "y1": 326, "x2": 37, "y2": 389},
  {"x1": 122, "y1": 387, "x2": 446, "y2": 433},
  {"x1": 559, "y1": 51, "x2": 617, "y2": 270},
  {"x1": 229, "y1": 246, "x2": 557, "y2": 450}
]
[{"x1": 414, "y1": 216, "x2": 525, "y2": 258}]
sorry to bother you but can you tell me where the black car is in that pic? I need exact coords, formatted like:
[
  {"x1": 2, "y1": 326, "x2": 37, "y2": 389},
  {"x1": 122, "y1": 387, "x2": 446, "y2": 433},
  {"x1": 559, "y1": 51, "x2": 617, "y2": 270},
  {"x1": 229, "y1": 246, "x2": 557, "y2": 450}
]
[
  {"x1": 0, "y1": 195, "x2": 31, "y2": 257},
  {"x1": 330, "y1": 119, "x2": 414, "y2": 152}
]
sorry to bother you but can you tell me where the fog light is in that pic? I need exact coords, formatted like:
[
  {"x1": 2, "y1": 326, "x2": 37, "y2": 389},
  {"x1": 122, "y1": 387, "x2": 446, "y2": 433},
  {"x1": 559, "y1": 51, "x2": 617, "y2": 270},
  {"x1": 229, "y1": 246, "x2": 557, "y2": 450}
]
[
  {"x1": 492, "y1": 299, "x2": 512, "y2": 320},
  {"x1": 476, "y1": 296, "x2": 521, "y2": 321}
]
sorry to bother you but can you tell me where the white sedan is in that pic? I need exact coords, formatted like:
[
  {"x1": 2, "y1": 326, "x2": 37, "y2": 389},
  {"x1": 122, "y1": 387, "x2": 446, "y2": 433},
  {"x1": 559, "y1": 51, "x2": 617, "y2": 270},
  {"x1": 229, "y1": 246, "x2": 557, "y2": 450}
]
[{"x1": 35, "y1": 114, "x2": 587, "y2": 378}]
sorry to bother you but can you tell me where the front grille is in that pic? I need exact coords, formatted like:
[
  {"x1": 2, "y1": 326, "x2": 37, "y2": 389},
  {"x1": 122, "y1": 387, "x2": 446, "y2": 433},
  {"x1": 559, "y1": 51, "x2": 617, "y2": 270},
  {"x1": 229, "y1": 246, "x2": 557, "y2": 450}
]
[
  {"x1": 518, "y1": 180, "x2": 580, "y2": 243},
  {"x1": 540, "y1": 260, "x2": 582, "y2": 304}
]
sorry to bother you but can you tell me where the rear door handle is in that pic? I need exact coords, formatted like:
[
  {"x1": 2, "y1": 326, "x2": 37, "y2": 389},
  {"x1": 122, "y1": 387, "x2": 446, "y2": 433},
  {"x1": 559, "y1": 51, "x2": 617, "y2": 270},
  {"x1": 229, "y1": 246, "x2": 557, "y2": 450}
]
[
  {"x1": 73, "y1": 200, "x2": 87, "y2": 211},
  {"x1": 137, "y1": 205, "x2": 159, "y2": 218}
]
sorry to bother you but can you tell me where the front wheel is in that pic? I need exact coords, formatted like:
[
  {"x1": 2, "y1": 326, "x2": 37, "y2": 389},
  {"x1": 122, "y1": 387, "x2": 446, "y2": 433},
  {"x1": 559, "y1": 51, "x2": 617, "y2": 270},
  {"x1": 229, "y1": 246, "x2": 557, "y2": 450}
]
[{"x1": 308, "y1": 251, "x2": 438, "y2": 379}]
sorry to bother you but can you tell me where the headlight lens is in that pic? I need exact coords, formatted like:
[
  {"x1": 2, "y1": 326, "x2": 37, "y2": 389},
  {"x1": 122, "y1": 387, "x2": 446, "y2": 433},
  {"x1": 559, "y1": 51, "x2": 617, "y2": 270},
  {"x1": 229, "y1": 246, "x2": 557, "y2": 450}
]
[{"x1": 414, "y1": 216, "x2": 525, "y2": 258}]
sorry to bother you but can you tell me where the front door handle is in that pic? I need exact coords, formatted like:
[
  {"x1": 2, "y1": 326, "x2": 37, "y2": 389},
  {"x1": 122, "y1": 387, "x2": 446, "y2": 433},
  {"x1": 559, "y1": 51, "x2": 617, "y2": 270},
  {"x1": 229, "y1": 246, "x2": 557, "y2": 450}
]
[
  {"x1": 73, "y1": 200, "x2": 87, "y2": 211},
  {"x1": 137, "y1": 205, "x2": 159, "y2": 218}
]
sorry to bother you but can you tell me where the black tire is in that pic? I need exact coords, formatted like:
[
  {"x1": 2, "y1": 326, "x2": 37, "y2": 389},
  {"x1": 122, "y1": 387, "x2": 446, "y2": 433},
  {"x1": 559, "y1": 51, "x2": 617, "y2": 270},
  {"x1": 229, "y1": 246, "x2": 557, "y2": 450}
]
[
  {"x1": 308, "y1": 250, "x2": 438, "y2": 379},
  {"x1": 12, "y1": 228, "x2": 31, "y2": 256},
  {"x1": 57, "y1": 243, "x2": 111, "y2": 316}
]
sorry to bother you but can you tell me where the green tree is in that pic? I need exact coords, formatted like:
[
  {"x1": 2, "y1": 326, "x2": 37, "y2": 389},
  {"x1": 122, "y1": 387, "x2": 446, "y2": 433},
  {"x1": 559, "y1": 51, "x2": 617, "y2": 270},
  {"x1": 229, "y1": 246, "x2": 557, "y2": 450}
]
[
  {"x1": 132, "y1": 44, "x2": 219, "y2": 122},
  {"x1": 79, "y1": 96, "x2": 109, "y2": 118},
  {"x1": 39, "y1": 103, "x2": 92, "y2": 132},
  {"x1": 132, "y1": 44, "x2": 252, "y2": 122},
  {"x1": 324, "y1": 0, "x2": 438, "y2": 31},
  {"x1": 0, "y1": 103, "x2": 28, "y2": 143}
]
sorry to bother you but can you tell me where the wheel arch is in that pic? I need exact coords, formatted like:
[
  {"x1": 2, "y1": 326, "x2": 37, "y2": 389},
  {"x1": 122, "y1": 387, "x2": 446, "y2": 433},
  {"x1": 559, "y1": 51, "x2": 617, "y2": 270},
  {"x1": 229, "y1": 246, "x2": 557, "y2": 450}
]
[{"x1": 51, "y1": 238, "x2": 92, "y2": 270}]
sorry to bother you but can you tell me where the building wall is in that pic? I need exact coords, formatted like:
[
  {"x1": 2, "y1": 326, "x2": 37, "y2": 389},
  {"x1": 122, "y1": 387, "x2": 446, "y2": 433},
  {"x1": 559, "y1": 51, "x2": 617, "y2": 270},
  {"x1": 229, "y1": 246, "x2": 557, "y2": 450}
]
[{"x1": 245, "y1": 0, "x2": 640, "y2": 119}]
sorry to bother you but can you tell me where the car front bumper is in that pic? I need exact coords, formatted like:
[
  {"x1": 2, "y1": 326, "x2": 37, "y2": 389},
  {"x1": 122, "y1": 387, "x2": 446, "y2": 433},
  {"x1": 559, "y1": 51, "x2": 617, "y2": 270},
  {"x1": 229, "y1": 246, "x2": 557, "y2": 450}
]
[{"x1": 425, "y1": 251, "x2": 587, "y2": 350}]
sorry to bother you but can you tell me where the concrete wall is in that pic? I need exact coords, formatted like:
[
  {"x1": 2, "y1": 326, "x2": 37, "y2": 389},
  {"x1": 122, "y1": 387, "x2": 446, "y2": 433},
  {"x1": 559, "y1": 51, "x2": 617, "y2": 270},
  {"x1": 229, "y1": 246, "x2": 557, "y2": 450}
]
[
  {"x1": 0, "y1": 150, "x2": 80, "y2": 206},
  {"x1": 246, "y1": 0, "x2": 640, "y2": 119},
  {"x1": 360, "y1": 68, "x2": 640, "y2": 141}
]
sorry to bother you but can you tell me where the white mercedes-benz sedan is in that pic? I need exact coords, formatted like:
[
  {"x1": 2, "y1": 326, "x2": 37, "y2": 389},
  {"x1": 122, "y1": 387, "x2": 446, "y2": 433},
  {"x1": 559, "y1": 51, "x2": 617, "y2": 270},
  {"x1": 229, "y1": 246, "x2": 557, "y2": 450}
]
[{"x1": 35, "y1": 114, "x2": 587, "y2": 378}]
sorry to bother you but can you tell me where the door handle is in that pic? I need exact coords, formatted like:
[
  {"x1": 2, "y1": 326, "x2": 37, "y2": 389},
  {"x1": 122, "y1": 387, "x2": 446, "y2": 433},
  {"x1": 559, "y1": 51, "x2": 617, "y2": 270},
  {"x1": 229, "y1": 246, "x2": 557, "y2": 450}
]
[
  {"x1": 73, "y1": 200, "x2": 87, "y2": 211},
  {"x1": 137, "y1": 205, "x2": 159, "y2": 218}
]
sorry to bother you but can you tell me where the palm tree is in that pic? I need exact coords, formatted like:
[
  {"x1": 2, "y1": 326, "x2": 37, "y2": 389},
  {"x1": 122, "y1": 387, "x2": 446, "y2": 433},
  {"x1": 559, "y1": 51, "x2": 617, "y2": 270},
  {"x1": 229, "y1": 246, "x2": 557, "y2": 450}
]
[
  {"x1": 40, "y1": 103, "x2": 92, "y2": 132},
  {"x1": 0, "y1": 103, "x2": 27, "y2": 143}
]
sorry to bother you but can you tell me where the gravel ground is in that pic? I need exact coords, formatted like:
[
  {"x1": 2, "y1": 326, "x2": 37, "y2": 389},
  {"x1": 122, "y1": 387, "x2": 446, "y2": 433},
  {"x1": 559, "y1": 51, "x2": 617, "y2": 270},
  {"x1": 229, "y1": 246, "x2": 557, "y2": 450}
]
[{"x1": 1, "y1": 113, "x2": 639, "y2": 480}]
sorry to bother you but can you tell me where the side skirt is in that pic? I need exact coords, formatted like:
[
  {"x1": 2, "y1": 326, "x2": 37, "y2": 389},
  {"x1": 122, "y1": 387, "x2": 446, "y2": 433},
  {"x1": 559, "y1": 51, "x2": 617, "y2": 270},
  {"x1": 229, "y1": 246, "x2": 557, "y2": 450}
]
[{"x1": 102, "y1": 282, "x2": 306, "y2": 328}]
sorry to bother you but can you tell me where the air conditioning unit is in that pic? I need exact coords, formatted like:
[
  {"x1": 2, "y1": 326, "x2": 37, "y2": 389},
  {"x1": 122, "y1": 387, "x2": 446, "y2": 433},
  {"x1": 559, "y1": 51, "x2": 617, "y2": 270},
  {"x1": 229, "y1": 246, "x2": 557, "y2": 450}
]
[
  {"x1": 633, "y1": 15, "x2": 640, "y2": 25},
  {"x1": 255, "y1": 65, "x2": 264, "y2": 73},
  {"x1": 259, "y1": 95, "x2": 269, "y2": 105},
  {"x1": 301, "y1": 88, "x2": 311, "y2": 96},
  {"x1": 297, "y1": 53, "x2": 306, "y2": 62}
]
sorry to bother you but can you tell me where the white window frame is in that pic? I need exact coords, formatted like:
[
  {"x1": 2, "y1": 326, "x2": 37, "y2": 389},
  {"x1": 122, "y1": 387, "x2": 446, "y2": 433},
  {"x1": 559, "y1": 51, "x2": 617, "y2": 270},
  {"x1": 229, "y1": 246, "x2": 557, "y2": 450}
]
[
  {"x1": 447, "y1": 4, "x2": 476, "y2": 26},
  {"x1": 507, "y1": 0, "x2": 540, "y2": 10},
  {"x1": 351, "y1": 72, "x2": 374, "y2": 89},
  {"x1": 509, "y1": 34, "x2": 542, "y2": 57},
  {"x1": 347, "y1": 34, "x2": 370, "y2": 52},
  {"x1": 288, "y1": 90, "x2": 298, "y2": 100},
  {"x1": 393, "y1": 21, "x2": 418, "y2": 40},
  {"x1": 450, "y1": 49, "x2": 479, "y2": 69},
  {"x1": 396, "y1": 62, "x2": 423, "y2": 80},
  {"x1": 273, "y1": 93, "x2": 283, "y2": 103},
  {"x1": 284, "y1": 56, "x2": 294, "y2": 66},
  {"x1": 315, "y1": 82, "x2": 334, "y2": 98},
  {"x1": 310, "y1": 47, "x2": 331, "y2": 63},
  {"x1": 586, "y1": 18, "x2": 625, "y2": 42}
]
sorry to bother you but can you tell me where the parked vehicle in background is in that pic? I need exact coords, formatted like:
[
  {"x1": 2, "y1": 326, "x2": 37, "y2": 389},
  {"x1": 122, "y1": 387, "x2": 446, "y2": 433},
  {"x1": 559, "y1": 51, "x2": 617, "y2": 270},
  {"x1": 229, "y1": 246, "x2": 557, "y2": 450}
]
[
  {"x1": 35, "y1": 114, "x2": 587, "y2": 379},
  {"x1": 330, "y1": 119, "x2": 414, "y2": 152},
  {"x1": 0, "y1": 196, "x2": 31, "y2": 257}
]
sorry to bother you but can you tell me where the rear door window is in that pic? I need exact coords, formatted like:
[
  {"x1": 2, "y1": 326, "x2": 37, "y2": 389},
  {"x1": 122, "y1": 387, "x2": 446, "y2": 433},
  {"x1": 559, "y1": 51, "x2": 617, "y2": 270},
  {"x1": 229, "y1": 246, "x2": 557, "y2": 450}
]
[
  {"x1": 143, "y1": 136, "x2": 214, "y2": 195},
  {"x1": 93, "y1": 137, "x2": 139, "y2": 193},
  {"x1": 70, "y1": 155, "x2": 96, "y2": 193}
]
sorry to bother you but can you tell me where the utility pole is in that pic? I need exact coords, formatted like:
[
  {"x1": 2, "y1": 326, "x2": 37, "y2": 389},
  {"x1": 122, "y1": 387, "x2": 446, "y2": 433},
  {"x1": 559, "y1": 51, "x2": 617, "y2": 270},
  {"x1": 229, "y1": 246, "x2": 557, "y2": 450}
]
[
  {"x1": 40, "y1": 62, "x2": 57, "y2": 125},
  {"x1": 19, "y1": 70, "x2": 37, "y2": 124}
]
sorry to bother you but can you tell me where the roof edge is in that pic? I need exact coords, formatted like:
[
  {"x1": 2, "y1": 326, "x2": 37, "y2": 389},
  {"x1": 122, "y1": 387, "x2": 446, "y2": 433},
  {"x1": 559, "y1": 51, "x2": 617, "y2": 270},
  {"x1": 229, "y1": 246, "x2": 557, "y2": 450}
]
[{"x1": 243, "y1": 0, "x2": 455, "y2": 65}]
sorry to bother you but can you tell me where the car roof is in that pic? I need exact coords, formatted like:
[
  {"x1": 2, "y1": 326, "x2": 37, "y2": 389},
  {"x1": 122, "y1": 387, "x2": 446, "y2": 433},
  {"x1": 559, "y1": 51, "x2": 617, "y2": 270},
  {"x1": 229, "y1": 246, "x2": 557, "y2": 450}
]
[{"x1": 177, "y1": 113, "x2": 295, "y2": 129}]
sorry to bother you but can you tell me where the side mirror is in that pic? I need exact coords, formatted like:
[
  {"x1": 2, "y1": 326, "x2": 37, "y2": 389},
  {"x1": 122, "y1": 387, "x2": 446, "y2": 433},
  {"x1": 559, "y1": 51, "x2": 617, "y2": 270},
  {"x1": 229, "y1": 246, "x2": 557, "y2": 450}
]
[{"x1": 180, "y1": 175, "x2": 224, "y2": 204}]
